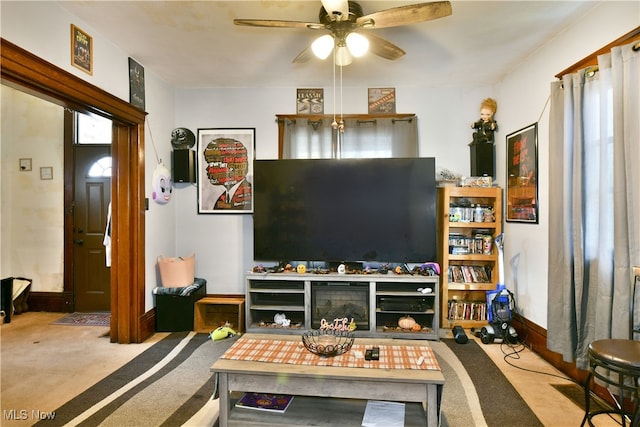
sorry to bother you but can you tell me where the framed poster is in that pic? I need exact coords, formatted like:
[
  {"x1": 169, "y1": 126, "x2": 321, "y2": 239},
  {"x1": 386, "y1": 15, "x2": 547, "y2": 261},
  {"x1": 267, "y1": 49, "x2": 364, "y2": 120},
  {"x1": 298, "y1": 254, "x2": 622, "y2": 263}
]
[
  {"x1": 368, "y1": 88, "x2": 396, "y2": 114},
  {"x1": 197, "y1": 128, "x2": 254, "y2": 214},
  {"x1": 296, "y1": 88, "x2": 324, "y2": 114},
  {"x1": 71, "y1": 24, "x2": 93, "y2": 75},
  {"x1": 506, "y1": 123, "x2": 538, "y2": 223},
  {"x1": 128, "y1": 58, "x2": 145, "y2": 111}
]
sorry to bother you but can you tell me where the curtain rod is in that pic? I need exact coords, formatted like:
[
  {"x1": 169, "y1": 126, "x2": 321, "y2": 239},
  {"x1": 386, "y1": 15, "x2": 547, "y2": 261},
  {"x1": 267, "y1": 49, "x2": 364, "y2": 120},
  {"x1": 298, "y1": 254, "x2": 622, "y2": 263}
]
[{"x1": 555, "y1": 26, "x2": 640, "y2": 79}]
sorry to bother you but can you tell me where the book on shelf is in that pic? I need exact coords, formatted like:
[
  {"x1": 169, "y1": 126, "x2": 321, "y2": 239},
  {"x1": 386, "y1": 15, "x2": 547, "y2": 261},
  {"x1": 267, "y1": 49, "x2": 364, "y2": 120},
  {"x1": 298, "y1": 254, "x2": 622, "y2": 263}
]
[
  {"x1": 447, "y1": 300, "x2": 487, "y2": 321},
  {"x1": 235, "y1": 392, "x2": 294, "y2": 413},
  {"x1": 448, "y1": 265, "x2": 492, "y2": 284}
]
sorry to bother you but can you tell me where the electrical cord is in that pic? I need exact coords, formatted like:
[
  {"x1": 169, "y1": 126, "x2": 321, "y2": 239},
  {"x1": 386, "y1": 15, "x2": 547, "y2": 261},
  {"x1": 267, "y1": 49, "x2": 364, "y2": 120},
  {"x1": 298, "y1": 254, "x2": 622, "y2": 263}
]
[{"x1": 495, "y1": 292, "x2": 622, "y2": 425}]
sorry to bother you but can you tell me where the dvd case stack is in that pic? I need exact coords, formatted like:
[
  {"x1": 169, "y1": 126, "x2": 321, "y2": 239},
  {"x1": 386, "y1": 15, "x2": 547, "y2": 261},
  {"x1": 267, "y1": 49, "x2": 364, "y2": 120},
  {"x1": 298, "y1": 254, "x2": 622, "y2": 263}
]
[
  {"x1": 448, "y1": 265, "x2": 492, "y2": 283},
  {"x1": 447, "y1": 300, "x2": 487, "y2": 321}
]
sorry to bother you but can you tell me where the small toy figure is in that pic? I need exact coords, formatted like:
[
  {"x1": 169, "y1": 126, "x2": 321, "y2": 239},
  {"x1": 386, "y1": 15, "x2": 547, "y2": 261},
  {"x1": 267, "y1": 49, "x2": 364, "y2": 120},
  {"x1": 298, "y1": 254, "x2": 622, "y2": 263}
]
[
  {"x1": 210, "y1": 323, "x2": 237, "y2": 341},
  {"x1": 471, "y1": 98, "x2": 498, "y2": 144}
]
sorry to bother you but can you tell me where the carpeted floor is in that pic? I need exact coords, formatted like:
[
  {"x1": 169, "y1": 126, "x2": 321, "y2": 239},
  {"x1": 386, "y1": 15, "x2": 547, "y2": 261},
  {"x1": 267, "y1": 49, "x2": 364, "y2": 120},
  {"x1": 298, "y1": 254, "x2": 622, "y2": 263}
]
[
  {"x1": 50, "y1": 312, "x2": 111, "y2": 327},
  {"x1": 33, "y1": 333, "x2": 542, "y2": 427}
]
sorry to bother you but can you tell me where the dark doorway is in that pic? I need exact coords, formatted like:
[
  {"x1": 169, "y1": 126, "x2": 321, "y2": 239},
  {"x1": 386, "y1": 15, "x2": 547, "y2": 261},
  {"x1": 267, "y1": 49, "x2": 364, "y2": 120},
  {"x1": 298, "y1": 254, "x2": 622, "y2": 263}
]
[
  {"x1": 73, "y1": 145, "x2": 111, "y2": 312},
  {"x1": 3, "y1": 39, "x2": 149, "y2": 343}
]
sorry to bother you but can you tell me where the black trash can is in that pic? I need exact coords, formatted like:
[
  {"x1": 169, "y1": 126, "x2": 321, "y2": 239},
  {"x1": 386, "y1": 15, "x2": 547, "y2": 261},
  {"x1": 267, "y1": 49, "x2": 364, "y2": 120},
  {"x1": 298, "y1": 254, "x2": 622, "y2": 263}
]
[{"x1": 154, "y1": 278, "x2": 206, "y2": 332}]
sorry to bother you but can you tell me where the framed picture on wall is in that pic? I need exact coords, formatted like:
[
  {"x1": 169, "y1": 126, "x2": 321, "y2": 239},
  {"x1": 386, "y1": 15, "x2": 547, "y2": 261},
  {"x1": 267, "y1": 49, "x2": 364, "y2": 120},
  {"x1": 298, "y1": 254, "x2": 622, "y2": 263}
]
[
  {"x1": 296, "y1": 88, "x2": 324, "y2": 114},
  {"x1": 506, "y1": 123, "x2": 538, "y2": 223},
  {"x1": 70, "y1": 24, "x2": 93, "y2": 75},
  {"x1": 368, "y1": 88, "x2": 396, "y2": 114},
  {"x1": 128, "y1": 57, "x2": 145, "y2": 111},
  {"x1": 197, "y1": 128, "x2": 255, "y2": 214}
]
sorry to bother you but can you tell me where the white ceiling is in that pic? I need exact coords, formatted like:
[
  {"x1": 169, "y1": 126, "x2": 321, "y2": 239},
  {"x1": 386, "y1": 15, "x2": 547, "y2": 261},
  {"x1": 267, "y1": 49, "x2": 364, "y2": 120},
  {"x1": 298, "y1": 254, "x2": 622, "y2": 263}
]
[{"x1": 57, "y1": 1, "x2": 598, "y2": 89}]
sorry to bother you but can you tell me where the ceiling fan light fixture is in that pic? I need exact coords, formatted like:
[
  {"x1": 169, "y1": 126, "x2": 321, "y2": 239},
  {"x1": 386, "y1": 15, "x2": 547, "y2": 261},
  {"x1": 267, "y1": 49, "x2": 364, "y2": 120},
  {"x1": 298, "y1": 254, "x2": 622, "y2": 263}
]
[
  {"x1": 346, "y1": 32, "x2": 369, "y2": 57},
  {"x1": 311, "y1": 34, "x2": 335, "y2": 60},
  {"x1": 321, "y1": 0, "x2": 349, "y2": 21},
  {"x1": 335, "y1": 45, "x2": 353, "y2": 66}
]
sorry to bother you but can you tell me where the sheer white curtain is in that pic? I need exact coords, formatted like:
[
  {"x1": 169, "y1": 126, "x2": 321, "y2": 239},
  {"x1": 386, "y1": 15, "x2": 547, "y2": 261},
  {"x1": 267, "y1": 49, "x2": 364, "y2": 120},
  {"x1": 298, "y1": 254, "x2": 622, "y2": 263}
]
[
  {"x1": 281, "y1": 116, "x2": 418, "y2": 159},
  {"x1": 547, "y1": 42, "x2": 640, "y2": 369},
  {"x1": 282, "y1": 118, "x2": 335, "y2": 159}
]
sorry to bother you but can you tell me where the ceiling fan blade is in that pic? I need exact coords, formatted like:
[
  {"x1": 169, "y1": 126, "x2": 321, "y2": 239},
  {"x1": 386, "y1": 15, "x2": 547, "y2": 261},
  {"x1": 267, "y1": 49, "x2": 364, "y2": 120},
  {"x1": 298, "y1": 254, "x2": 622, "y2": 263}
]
[
  {"x1": 365, "y1": 33, "x2": 406, "y2": 61},
  {"x1": 234, "y1": 19, "x2": 323, "y2": 30},
  {"x1": 292, "y1": 46, "x2": 315, "y2": 64},
  {"x1": 356, "y1": 1, "x2": 452, "y2": 29}
]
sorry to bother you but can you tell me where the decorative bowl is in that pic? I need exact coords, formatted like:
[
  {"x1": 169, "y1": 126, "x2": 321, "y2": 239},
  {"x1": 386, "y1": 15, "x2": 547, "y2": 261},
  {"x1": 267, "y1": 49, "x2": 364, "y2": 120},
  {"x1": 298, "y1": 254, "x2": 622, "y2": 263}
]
[{"x1": 302, "y1": 330, "x2": 355, "y2": 357}]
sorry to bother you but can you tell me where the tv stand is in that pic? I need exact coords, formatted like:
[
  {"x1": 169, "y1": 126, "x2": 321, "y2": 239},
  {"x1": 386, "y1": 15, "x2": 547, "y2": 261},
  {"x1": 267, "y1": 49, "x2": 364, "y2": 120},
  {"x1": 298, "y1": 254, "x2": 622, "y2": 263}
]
[{"x1": 245, "y1": 272, "x2": 439, "y2": 340}]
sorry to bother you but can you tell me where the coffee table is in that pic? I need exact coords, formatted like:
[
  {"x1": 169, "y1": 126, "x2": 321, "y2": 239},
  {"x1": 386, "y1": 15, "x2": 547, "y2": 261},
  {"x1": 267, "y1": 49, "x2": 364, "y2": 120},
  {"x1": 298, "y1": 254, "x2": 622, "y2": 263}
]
[{"x1": 211, "y1": 333, "x2": 444, "y2": 426}]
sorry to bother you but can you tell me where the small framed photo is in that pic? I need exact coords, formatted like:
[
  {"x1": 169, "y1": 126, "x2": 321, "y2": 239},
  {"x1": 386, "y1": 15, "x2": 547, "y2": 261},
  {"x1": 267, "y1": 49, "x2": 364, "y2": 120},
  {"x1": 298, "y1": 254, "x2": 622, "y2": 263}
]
[
  {"x1": 506, "y1": 123, "x2": 538, "y2": 223},
  {"x1": 40, "y1": 166, "x2": 53, "y2": 180},
  {"x1": 128, "y1": 57, "x2": 145, "y2": 111},
  {"x1": 19, "y1": 158, "x2": 32, "y2": 171},
  {"x1": 197, "y1": 128, "x2": 255, "y2": 214},
  {"x1": 296, "y1": 88, "x2": 324, "y2": 114},
  {"x1": 71, "y1": 24, "x2": 93, "y2": 75},
  {"x1": 368, "y1": 88, "x2": 396, "y2": 114}
]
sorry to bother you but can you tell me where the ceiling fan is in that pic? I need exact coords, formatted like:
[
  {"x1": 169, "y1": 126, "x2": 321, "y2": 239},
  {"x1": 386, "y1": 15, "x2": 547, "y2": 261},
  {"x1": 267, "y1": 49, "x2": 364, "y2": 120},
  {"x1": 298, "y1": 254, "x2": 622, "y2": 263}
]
[{"x1": 234, "y1": 0, "x2": 452, "y2": 66}]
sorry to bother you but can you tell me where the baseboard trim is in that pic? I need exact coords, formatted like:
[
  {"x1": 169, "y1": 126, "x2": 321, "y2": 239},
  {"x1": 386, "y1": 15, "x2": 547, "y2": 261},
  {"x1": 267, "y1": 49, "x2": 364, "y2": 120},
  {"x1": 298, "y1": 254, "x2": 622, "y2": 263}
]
[
  {"x1": 139, "y1": 308, "x2": 156, "y2": 342},
  {"x1": 27, "y1": 291, "x2": 74, "y2": 313}
]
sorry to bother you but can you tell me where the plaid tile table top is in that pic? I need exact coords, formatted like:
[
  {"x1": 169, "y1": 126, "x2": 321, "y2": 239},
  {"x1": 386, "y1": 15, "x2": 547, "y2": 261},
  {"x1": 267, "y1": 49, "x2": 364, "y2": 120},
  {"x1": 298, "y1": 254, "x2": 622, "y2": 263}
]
[{"x1": 220, "y1": 337, "x2": 440, "y2": 370}]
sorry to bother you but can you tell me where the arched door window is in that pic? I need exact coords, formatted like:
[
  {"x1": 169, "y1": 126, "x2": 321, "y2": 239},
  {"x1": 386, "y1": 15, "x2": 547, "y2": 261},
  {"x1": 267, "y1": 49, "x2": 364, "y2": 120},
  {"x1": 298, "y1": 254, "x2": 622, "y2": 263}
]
[{"x1": 88, "y1": 156, "x2": 112, "y2": 177}]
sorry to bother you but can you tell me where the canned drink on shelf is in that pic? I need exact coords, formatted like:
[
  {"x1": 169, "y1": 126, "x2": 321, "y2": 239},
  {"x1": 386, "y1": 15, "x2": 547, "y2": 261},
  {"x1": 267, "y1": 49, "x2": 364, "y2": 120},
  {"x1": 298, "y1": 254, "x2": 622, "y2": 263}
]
[
  {"x1": 474, "y1": 205, "x2": 485, "y2": 223},
  {"x1": 462, "y1": 207, "x2": 473, "y2": 222}
]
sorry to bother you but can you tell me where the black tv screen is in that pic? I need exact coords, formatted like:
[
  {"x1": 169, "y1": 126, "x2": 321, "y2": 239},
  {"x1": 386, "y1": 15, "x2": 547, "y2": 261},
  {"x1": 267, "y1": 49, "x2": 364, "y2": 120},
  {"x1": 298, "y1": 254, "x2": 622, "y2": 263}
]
[{"x1": 253, "y1": 158, "x2": 437, "y2": 264}]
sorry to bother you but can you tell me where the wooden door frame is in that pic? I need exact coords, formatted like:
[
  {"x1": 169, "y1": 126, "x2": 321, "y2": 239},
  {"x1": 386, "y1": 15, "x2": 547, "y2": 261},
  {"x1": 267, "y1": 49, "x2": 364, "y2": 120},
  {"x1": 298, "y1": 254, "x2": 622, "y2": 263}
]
[{"x1": 1, "y1": 38, "x2": 153, "y2": 343}]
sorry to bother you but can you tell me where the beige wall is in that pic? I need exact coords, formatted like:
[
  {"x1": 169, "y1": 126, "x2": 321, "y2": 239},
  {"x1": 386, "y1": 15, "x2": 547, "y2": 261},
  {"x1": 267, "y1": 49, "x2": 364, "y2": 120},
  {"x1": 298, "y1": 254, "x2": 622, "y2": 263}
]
[{"x1": 1, "y1": 86, "x2": 65, "y2": 292}]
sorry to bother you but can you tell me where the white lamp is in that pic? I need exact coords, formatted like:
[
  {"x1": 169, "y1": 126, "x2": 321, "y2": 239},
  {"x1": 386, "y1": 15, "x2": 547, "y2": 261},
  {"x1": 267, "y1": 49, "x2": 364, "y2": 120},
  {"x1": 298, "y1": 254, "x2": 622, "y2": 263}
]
[
  {"x1": 346, "y1": 33, "x2": 369, "y2": 57},
  {"x1": 335, "y1": 45, "x2": 353, "y2": 66},
  {"x1": 312, "y1": 33, "x2": 369, "y2": 65},
  {"x1": 311, "y1": 34, "x2": 335, "y2": 60}
]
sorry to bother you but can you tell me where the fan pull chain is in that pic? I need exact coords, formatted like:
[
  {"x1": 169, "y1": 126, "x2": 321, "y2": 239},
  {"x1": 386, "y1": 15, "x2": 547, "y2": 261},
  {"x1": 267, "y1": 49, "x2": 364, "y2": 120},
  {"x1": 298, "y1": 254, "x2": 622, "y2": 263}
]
[
  {"x1": 339, "y1": 63, "x2": 344, "y2": 134},
  {"x1": 332, "y1": 47, "x2": 337, "y2": 130}
]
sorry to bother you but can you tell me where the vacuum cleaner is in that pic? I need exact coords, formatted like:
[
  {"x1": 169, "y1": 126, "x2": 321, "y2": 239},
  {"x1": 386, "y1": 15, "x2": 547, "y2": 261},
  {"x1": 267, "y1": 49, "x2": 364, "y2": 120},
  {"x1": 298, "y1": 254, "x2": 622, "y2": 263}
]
[{"x1": 479, "y1": 233, "x2": 518, "y2": 344}]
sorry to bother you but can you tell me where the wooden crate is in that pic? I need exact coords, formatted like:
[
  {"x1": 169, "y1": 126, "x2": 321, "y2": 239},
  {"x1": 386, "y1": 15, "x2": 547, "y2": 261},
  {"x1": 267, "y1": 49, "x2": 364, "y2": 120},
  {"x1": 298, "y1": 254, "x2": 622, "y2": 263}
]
[{"x1": 194, "y1": 296, "x2": 245, "y2": 333}]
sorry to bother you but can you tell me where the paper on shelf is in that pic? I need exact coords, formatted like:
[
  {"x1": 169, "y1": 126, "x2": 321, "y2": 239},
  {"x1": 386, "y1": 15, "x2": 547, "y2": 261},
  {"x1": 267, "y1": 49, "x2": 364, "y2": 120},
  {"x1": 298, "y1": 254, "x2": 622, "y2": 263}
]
[{"x1": 361, "y1": 400, "x2": 405, "y2": 427}]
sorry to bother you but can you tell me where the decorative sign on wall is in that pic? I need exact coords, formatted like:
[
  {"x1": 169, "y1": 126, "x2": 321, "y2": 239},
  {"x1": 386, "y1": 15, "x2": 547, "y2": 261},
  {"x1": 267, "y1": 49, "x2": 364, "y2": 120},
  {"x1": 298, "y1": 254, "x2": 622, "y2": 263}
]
[
  {"x1": 70, "y1": 24, "x2": 93, "y2": 75},
  {"x1": 296, "y1": 88, "x2": 324, "y2": 114},
  {"x1": 368, "y1": 88, "x2": 396, "y2": 114},
  {"x1": 128, "y1": 58, "x2": 146, "y2": 111}
]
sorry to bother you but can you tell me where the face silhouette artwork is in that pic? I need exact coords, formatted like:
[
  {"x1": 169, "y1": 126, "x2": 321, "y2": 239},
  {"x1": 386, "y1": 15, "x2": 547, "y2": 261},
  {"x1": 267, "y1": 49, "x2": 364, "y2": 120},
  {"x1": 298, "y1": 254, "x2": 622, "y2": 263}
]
[{"x1": 203, "y1": 138, "x2": 252, "y2": 210}]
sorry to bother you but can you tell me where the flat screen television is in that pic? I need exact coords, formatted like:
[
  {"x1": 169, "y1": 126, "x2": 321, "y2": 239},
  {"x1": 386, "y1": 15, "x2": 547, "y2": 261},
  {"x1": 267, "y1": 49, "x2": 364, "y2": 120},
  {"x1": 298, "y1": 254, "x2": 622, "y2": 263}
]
[{"x1": 253, "y1": 158, "x2": 437, "y2": 264}]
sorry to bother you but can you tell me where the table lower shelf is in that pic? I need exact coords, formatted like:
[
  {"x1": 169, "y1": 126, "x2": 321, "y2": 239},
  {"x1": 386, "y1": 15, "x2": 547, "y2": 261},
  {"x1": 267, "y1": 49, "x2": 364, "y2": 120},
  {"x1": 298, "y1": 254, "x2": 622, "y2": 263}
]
[{"x1": 226, "y1": 393, "x2": 427, "y2": 427}]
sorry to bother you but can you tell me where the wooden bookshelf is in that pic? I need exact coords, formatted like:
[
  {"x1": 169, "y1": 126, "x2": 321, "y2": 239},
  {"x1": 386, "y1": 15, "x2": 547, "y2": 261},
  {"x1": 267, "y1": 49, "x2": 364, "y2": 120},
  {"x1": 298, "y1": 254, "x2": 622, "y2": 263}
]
[{"x1": 437, "y1": 186, "x2": 502, "y2": 329}]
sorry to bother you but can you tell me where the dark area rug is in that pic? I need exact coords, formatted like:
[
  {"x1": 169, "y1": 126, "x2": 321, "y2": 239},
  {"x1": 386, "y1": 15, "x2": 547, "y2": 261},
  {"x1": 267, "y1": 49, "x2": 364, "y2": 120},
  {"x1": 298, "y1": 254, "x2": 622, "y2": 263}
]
[
  {"x1": 37, "y1": 334, "x2": 543, "y2": 427},
  {"x1": 50, "y1": 312, "x2": 110, "y2": 326},
  {"x1": 443, "y1": 339, "x2": 543, "y2": 426}
]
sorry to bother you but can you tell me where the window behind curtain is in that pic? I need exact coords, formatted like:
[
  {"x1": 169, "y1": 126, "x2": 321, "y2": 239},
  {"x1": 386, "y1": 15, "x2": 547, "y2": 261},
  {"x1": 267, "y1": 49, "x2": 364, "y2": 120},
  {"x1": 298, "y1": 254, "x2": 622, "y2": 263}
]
[{"x1": 278, "y1": 114, "x2": 418, "y2": 159}]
